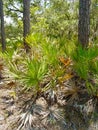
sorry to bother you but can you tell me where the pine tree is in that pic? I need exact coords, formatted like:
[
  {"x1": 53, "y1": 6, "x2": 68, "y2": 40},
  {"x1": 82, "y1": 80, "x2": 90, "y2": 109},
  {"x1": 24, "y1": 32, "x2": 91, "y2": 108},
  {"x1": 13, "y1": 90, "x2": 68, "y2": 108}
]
[
  {"x1": 78, "y1": 0, "x2": 91, "y2": 47},
  {"x1": 0, "y1": 0, "x2": 6, "y2": 51},
  {"x1": 23, "y1": 0, "x2": 30, "y2": 52}
]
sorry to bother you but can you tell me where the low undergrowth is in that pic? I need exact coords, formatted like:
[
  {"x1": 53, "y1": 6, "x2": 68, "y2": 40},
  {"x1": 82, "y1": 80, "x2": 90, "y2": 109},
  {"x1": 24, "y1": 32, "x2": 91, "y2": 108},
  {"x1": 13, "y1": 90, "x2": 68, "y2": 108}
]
[{"x1": 0, "y1": 34, "x2": 98, "y2": 129}]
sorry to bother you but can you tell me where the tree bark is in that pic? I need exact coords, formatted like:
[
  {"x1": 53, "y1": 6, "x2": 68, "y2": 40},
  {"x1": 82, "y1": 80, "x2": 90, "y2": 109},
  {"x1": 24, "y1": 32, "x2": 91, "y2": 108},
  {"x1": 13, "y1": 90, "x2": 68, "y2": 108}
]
[
  {"x1": 78, "y1": 0, "x2": 91, "y2": 47},
  {"x1": 23, "y1": 0, "x2": 30, "y2": 52},
  {"x1": 0, "y1": 0, "x2": 6, "y2": 51}
]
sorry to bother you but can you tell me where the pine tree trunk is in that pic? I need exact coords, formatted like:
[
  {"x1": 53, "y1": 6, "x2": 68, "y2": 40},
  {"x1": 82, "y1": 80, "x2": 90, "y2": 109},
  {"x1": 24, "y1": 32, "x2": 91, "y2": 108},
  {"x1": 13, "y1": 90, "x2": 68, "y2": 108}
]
[
  {"x1": 0, "y1": 0, "x2": 6, "y2": 51},
  {"x1": 23, "y1": 0, "x2": 30, "y2": 52},
  {"x1": 78, "y1": 0, "x2": 91, "y2": 47}
]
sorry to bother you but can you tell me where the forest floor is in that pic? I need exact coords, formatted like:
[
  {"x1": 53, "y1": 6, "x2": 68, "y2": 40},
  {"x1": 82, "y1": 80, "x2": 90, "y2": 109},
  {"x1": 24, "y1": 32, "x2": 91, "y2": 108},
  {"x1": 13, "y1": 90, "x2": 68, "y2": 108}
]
[
  {"x1": 0, "y1": 78, "x2": 98, "y2": 130},
  {"x1": 0, "y1": 81, "x2": 19, "y2": 130}
]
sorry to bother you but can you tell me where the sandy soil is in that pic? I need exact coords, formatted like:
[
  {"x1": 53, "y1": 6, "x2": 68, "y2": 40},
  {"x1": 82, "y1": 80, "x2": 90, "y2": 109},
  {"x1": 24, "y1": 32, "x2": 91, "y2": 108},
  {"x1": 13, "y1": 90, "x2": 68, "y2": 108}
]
[{"x1": 0, "y1": 81, "x2": 98, "y2": 130}]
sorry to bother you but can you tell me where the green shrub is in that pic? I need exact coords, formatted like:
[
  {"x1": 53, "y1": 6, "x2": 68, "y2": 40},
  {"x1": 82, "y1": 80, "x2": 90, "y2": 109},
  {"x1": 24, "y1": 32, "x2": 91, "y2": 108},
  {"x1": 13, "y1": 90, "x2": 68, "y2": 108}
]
[
  {"x1": 71, "y1": 44, "x2": 98, "y2": 95},
  {"x1": 72, "y1": 44, "x2": 98, "y2": 79}
]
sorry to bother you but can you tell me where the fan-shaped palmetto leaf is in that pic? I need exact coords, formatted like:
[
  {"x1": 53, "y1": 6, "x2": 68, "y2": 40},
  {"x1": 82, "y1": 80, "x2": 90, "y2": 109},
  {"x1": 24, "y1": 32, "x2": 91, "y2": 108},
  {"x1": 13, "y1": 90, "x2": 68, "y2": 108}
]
[
  {"x1": 87, "y1": 46, "x2": 98, "y2": 61},
  {"x1": 17, "y1": 104, "x2": 44, "y2": 130},
  {"x1": 72, "y1": 45, "x2": 98, "y2": 80},
  {"x1": 18, "y1": 103, "x2": 66, "y2": 130},
  {"x1": 7, "y1": 61, "x2": 21, "y2": 79},
  {"x1": 25, "y1": 33, "x2": 44, "y2": 46},
  {"x1": 42, "y1": 41, "x2": 59, "y2": 66},
  {"x1": 3, "y1": 49, "x2": 48, "y2": 91},
  {"x1": 20, "y1": 58, "x2": 48, "y2": 90}
]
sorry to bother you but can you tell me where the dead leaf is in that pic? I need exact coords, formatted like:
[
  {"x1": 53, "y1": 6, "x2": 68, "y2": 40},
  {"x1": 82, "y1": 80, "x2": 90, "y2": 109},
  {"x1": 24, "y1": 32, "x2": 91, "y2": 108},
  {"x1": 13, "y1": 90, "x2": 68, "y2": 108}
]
[
  {"x1": 58, "y1": 73, "x2": 73, "y2": 82},
  {"x1": 59, "y1": 57, "x2": 71, "y2": 67}
]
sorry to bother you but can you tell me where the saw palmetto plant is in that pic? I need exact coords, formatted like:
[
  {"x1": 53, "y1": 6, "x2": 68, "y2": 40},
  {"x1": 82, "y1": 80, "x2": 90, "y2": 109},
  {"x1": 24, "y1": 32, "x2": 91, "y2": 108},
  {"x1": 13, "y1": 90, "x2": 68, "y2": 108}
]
[
  {"x1": 17, "y1": 104, "x2": 44, "y2": 130},
  {"x1": 72, "y1": 44, "x2": 98, "y2": 79},
  {"x1": 20, "y1": 58, "x2": 48, "y2": 91},
  {"x1": 17, "y1": 102, "x2": 66, "y2": 130},
  {"x1": 6, "y1": 57, "x2": 48, "y2": 93},
  {"x1": 42, "y1": 41, "x2": 60, "y2": 67},
  {"x1": 71, "y1": 44, "x2": 98, "y2": 95},
  {"x1": 0, "y1": 35, "x2": 68, "y2": 92}
]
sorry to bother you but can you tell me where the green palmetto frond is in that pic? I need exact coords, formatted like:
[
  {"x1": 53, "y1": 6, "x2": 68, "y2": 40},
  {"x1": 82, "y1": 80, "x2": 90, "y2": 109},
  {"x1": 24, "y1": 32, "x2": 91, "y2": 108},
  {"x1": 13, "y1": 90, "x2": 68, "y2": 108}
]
[
  {"x1": 71, "y1": 44, "x2": 98, "y2": 95},
  {"x1": 20, "y1": 58, "x2": 48, "y2": 90},
  {"x1": 8, "y1": 61, "x2": 21, "y2": 79},
  {"x1": 72, "y1": 45, "x2": 98, "y2": 80},
  {"x1": 2, "y1": 48, "x2": 48, "y2": 91},
  {"x1": 0, "y1": 49, "x2": 14, "y2": 62},
  {"x1": 42, "y1": 41, "x2": 59, "y2": 67}
]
